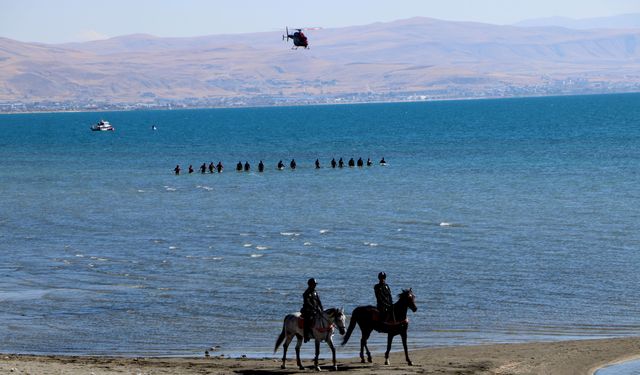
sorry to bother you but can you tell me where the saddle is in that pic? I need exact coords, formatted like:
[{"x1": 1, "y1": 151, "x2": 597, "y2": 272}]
[{"x1": 372, "y1": 309, "x2": 407, "y2": 326}]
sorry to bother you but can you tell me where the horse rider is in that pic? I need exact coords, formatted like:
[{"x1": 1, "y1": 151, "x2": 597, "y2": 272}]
[
  {"x1": 374, "y1": 272, "x2": 394, "y2": 323},
  {"x1": 301, "y1": 278, "x2": 323, "y2": 343}
]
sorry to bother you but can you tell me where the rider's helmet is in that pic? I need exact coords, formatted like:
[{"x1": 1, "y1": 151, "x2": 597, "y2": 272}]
[
  {"x1": 307, "y1": 278, "x2": 317, "y2": 287},
  {"x1": 378, "y1": 272, "x2": 386, "y2": 280}
]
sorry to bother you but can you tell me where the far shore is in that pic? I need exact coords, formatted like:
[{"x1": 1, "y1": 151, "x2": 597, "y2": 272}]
[
  {"x1": 2, "y1": 91, "x2": 639, "y2": 116},
  {"x1": 2, "y1": 337, "x2": 640, "y2": 374}
]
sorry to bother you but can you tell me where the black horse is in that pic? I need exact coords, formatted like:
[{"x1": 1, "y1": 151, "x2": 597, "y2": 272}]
[{"x1": 342, "y1": 288, "x2": 417, "y2": 366}]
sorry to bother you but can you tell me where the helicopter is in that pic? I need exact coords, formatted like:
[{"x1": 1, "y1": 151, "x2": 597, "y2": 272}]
[{"x1": 282, "y1": 27, "x2": 313, "y2": 49}]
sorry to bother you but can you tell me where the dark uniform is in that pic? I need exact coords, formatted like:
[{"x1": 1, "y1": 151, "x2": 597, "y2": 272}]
[
  {"x1": 301, "y1": 278, "x2": 323, "y2": 342},
  {"x1": 374, "y1": 272, "x2": 393, "y2": 322}
]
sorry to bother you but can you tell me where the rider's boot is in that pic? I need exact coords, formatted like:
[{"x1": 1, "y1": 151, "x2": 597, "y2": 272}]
[{"x1": 303, "y1": 324, "x2": 310, "y2": 343}]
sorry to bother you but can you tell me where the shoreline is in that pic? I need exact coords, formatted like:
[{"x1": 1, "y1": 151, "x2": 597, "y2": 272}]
[
  {"x1": 1, "y1": 91, "x2": 639, "y2": 116},
  {"x1": 2, "y1": 337, "x2": 640, "y2": 374}
]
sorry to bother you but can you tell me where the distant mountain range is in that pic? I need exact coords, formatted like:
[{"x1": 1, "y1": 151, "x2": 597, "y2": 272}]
[
  {"x1": 515, "y1": 13, "x2": 640, "y2": 29},
  {"x1": 1, "y1": 16, "x2": 640, "y2": 112}
]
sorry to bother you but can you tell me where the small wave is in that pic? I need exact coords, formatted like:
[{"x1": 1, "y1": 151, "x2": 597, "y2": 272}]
[
  {"x1": 439, "y1": 222, "x2": 463, "y2": 227},
  {"x1": 137, "y1": 189, "x2": 145, "y2": 193},
  {"x1": 75, "y1": 254, "x2": 84, "y2": 257},
  {"x1": 243, "y1": 243, "x2": 252, "y2": 247},
  {"x1": 397, "y1": 228, "x2": 403, "y2": 232},
  {"x1": 169, "y1": 246, "x2": 178, "y2": 250},
  {"x1": 319, "y1": 229, "x2": 330, "y2": 234},
  {"x1": 239, "y1": 233, "x2": 251, "y2": 237},
  {"x1": 303, "y1": 242, "x2": 312, "y2": 246},
  {"x1": 369, "y1": 243, "x2": 378, "y2": 247},
  {"x1": 250, "y1": 254, "x2": 263, "y2": 258},
  {"x1": 280, "y1": 232, "x2": 301, "y2": 237},
  {"x1": 255, "y1": 246, "x2": 269, "y2": 250},
  {"x1": 164, "y1": 187, "x2": 177, "y2": 192},
  {"x1": 197, "y1": 185, "x2": 213, "y2": 191}
]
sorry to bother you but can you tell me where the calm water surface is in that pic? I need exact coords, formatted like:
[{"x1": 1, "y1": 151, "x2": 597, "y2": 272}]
[{"x1": 0, "y1": 94, "x2": 639, "y2": 357}]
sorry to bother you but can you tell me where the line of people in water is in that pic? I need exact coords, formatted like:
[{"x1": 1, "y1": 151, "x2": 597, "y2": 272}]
[{"x1": 173, "y1": 157, "x2": 387, "y2": 175}]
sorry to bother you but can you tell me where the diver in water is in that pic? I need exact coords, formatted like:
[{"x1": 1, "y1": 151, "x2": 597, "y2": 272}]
[
  {"x1": 331, "y1": 158, "x2": 337, "y2": 168},
  {"x1": 217, "y1": 161, "x2": 223, "y2": 173},
  {"x1": 236, "y1": 161, "x2": 243, "y2": 171},
  {"x1": 338, "y1": 158, "x2": 344, "y2": 168},
  {"x1": 357, "y1": 157, "x2": 363, "y2": 167},
  {"x1": 188, "y1": 165, "x2": 194, "y2": 174},
  {"x1": 379, "y1": 157, "x2": 386, "y2": 165},
  {"x1": 315, "y1": 159, "x2": 320, "y2": 169},
  {"x1": 244, "y1": 161, "x2": 250, "y2": 172},
  {"x1": 366, "y1": 158, "x2": 372, "y2": 166},
  {"x1": 277, "y1": 160, "x2": 285, "y2": 170},
  {"x1": 290, "y1": 159, "x2": 297, "y2": 170},
  {"x1": 348, "y1": 158, "x2": 355, "y2": 167},
  {"x1": 208, "y1": 162, "x2": 215, "y2": 173},
  {"x1": 174, "y1": 165, "x2": 181, "y2": 175},
  {"x1": 200, "y1": 163, "x2": 207, "y2": 174},
  {"x1": 258, "y1": 160, "x2": 264, "y2": 172}
]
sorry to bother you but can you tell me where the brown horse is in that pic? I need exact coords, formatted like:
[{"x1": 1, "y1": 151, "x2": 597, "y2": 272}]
[{"x1": 341, "y1": 288, "x2": 417, "y2": 365}]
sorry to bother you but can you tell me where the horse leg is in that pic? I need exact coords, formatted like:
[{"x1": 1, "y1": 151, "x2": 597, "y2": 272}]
[
  {"x1": 281, "y1": 334, "x2": 292, "y2": 369},
  {"x1": 327, "y1": 338, "x2": 337, "y2": 371},
  {"x1": 314, "y1": 339, "x2": 321, "y2": 371},
  {"x1": 384, "y1": 334, "x2": 394, "y2": 365},
  {"x1": 295, "y1": 334, "x2": 304, "y2": 370},
  {"x1": 401, "y1": 331, "x2": 413, "y2": 366},
  {"x1": 360, "y1": 329, "x2": 372, "y2": 363}
]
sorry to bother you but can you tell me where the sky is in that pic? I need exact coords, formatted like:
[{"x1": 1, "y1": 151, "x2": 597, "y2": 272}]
[{"x1": 1, "y1": 0, "x2": 639, "y2": 44}]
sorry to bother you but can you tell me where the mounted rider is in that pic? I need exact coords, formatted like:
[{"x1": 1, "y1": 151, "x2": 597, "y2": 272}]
[
  {"x1": 301, "y1": 278, "x2": 323, "y2": 342},
  {"x1": 374, "y1": 272, "x2": 394, "y2": 323}
]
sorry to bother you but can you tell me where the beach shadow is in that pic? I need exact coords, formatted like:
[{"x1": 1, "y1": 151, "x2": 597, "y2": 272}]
[{"x1": 235, "y1": 363, "x2": 354, "y2": 374}]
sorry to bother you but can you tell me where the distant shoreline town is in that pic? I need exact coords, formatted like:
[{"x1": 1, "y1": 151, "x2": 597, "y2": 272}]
[{"x1": 2, "y1": 88, "x2": 639, "y2": 114}]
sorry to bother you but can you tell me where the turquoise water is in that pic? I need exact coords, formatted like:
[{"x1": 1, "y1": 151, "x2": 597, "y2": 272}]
[{"x1": 0, "y1": 94, "x2": 639, "y2": 357}]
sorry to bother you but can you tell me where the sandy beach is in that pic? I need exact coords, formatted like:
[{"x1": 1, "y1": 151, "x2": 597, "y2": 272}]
[{"x1": 2, "y1": 337, "x2": 639, "y2": 374}]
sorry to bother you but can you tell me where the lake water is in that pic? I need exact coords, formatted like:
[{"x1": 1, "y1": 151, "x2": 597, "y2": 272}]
[
  {"x1": 0, "y1": 94, "x2": 639, "y2": 357},
  {"x1": 597, "y1": 359, "x2": 640, "y2": 375}
]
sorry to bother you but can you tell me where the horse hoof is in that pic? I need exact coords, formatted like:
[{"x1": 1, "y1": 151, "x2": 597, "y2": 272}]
[
  {"x1": 367, "y1": 357, "x2": 372, "y2": 363},
  {"x1": 407, "y1": 361, "x2": 413, "y2": 366},
  {"x1": 333, "y1": 365, "x2": 338, "y2": 371},
  {"x1": 360, "y1": 359, "x2": 366, "y2": 364},
  {"x1": 384, "y1": 359, "x2": 390, "y2": 366},
  {"x1": 315, "y1": 366, "x2": 322, "y2": 371},
  {"x1": 298, "y1": 366, "x2": 305, "y2": 370},
  {"x1": 281, "y1": 364, "x2": 286, "y2": 369}
]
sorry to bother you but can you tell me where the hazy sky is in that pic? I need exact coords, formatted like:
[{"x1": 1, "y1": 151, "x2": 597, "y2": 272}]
[{"x1": 2, "y1": 0, "x2": 639, "y2": 43}]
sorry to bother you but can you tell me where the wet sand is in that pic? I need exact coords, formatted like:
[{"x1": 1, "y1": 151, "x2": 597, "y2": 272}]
[{"x1": 2, "y1": 337, "x2": 640, "y2": 374}]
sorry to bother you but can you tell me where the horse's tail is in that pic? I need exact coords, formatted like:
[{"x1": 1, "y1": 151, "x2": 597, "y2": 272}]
[
  {"x1": 341, "y1": 308, "x2": 359, "y2": 346},
  {"x1": 274, "y1": 322, "x2": 286, "y2": 353}
]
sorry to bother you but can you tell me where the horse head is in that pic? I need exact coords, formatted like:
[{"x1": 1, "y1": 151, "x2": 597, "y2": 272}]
[
  {"x1": 400, "y1": 288, "x2": 418, "y2": 312},
  {"x1": 328, "y1": 307, "x2": 347, "y2": 335}
]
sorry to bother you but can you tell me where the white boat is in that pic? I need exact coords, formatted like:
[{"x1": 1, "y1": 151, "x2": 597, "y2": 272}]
[{"x1": 91, "y1": 120, "x2": 115, "y2": 131}]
